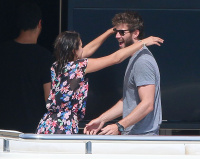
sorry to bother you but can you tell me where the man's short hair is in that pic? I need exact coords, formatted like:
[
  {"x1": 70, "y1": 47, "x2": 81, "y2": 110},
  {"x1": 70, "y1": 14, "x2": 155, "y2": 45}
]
[
  {"x1": 16, "y1": 2, "x2": 42, "y2": 31},
  {"x1": 112, "y1": 11, "x2": 144, "y2": 39}
]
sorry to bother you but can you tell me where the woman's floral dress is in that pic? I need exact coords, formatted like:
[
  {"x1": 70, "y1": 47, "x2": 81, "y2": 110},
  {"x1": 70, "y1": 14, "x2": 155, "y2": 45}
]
[{"x1": 36, "y1": 58, "x2": 88, "y2": 134}]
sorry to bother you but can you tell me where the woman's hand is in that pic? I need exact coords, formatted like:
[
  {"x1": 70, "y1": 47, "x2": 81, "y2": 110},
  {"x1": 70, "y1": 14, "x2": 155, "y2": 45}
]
[
  {"x1": 107, "y1": 27, "x2": 115, "y2": 35},
  {"x1": 142, "y1": 36, "x2": 164, "y2": 46}
]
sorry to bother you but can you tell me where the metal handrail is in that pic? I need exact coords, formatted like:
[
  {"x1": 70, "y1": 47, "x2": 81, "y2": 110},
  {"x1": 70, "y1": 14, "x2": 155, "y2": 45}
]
[{"x1": 19, "y1": 134, "x2": 200, "y2": 141}]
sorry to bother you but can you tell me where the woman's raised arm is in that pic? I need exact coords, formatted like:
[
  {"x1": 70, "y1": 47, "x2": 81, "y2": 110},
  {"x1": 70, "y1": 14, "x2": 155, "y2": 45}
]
[
  {"x1": 85, "y1": 36, "x2": 164, "y2": 74},
  {"x1": 82, "y1": 28, "x2": 114, "y2": 58}
]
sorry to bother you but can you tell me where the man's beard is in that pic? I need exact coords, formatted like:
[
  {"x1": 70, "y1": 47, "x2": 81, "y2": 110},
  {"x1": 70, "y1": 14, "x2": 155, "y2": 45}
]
[
  {"x1": 125, "y1": 38, "x2": 134, "y2": 48},
  {"x1": 119, "y1": 38, "x2": 134, "y2": 49}
]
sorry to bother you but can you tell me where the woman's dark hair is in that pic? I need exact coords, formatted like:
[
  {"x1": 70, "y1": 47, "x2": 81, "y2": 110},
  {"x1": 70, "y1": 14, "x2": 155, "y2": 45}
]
[{"x1": 54, "y1": 31, "x2": 81, "y2": 75}]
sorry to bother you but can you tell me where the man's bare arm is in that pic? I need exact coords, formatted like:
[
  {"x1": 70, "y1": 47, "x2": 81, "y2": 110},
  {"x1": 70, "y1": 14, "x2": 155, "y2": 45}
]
[
  {"x1": 118, "y1": 84, "x2": 155, "y2": 128},
  {"x1": 99, "y1": 85, "x2": 155, "y2": 135},
  {"x1": 84, "y1": 98, "x2": 123, "y2": 135}
]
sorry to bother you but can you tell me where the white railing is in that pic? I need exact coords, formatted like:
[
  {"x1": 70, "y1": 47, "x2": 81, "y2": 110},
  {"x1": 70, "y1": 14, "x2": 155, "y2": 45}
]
[
  {"x1": 19, "y1": 133, "x2": 200, "y2": 141},
  {"x1": 1, "y1": 130, "x2": 200, "y2": 156}
]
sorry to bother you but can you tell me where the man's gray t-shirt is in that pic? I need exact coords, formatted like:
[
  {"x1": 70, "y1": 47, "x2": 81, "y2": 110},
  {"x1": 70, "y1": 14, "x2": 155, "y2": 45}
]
[{"x1": 122, "y1": 46, "x2": 162, "y2": 135}]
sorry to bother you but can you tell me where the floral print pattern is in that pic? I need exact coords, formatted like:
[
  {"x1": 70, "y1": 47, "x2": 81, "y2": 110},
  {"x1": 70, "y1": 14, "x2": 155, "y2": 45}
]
[{"x1": 36, "y1": 58, "x2": 88, "y2": 134}]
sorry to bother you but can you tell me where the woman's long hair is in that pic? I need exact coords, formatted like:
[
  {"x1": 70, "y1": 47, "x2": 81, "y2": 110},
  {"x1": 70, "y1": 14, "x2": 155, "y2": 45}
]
[{"x1": 53, "y1": 31, "x2": 81, "y2": 75}]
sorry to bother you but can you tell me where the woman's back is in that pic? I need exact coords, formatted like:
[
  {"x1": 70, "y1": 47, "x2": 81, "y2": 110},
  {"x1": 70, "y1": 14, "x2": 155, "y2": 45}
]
[{"x1": 36, "y1": 58, "x2": 88, "y2": 134}]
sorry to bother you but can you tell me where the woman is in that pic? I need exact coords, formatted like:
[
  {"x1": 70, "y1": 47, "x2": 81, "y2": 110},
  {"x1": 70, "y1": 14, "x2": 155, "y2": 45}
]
[{"x1": 36, "y1": 28, "x2": 163, "y2": 134}]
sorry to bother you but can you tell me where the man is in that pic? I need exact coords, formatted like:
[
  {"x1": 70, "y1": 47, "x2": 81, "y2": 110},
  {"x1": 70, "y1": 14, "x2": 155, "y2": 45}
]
[
  {"x1": 84, "y1": 11, "x2": 162, "y2": 135},
  {"x1": 0, "y1": 2, "x2": 52, "y2": 133}
]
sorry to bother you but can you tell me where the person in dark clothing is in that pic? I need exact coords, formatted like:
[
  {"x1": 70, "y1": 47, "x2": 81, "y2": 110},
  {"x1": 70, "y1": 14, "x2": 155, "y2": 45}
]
[{"x1": 0, "y1": 2, "x2": 52, "y2": 133}]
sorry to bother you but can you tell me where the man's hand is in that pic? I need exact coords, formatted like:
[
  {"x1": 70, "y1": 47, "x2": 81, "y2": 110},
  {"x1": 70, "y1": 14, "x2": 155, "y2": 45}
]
[
  {"x1": 84, "y1": 118, "x2": 104, "y2": 135},
  {"x1": 98, "y1": 124, "x2": 119, "y2": 135}
]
